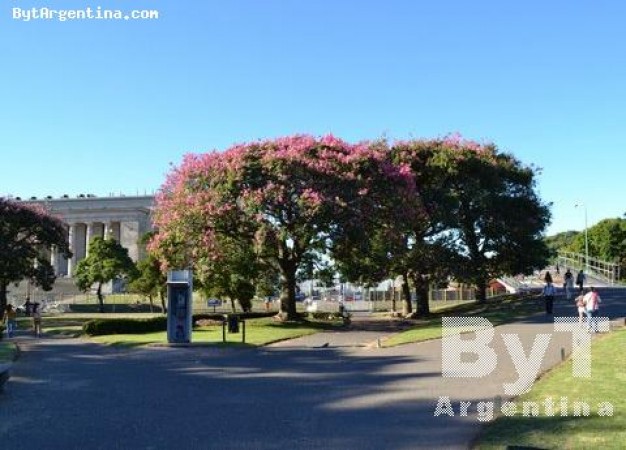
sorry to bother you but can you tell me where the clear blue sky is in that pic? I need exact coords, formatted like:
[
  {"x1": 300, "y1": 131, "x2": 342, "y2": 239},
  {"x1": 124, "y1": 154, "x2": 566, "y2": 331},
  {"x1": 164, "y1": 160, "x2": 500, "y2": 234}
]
[{"x1": 2, "y1": 0, "x2": 624, "y2": 235}]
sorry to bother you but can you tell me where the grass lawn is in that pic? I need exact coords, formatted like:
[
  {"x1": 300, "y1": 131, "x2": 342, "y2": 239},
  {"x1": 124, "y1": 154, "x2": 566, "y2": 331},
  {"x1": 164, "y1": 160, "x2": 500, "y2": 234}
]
[
  {"x1": 383, "y1": 294, "x2": 543, "y2": 347},
  {"x1": 475, "y1": 328, "x2": 626, "y2": 450},
  {"x1": 89, "y1": 317, "x2": 338, "y2": 348},
  {"x1": 20, "y1": 313, "x2": 336, "y2": 346}
]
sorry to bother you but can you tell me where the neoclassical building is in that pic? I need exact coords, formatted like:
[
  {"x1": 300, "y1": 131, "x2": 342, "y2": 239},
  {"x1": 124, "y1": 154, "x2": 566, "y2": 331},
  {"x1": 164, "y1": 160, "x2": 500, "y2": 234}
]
[{"x1": 24, "y1": 195, "x2": 154, "y2": 277}]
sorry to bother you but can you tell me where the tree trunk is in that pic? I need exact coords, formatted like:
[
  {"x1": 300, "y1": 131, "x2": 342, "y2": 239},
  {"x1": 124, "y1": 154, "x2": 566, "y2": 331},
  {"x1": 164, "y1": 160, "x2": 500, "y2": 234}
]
[
  {"x1": 476, "y1": 279, "x2": 488, "y2": 304},
  {"x1": 160, "y1": 290, "x2": 167, "y2": 314},
  {"x1": 230, "y1": 298, "x2": 237, "y2": 313},
  {"x1": 401, "y1": 273, "x2": 412, "y2": 316},
  {"x1": 414, "y1": 276, "x2": 430, "y2": 317},
  {"x1": 0, "y1": 282, "x2": 7, "y2": 321},
  {"x1": 148, "y1": 294, "x2": 154, "y2": 313},
  {"x1": 97, "y1": 282, "x2": 104, "y2": 313},
  {"x1": 278, "y1": 265, "x2": 298, "y2": 321}
]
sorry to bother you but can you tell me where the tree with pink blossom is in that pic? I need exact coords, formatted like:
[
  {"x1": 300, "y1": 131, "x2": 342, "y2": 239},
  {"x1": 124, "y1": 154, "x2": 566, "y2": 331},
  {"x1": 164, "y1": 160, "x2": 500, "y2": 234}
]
[{"x1": 150, "y1": 135, "x2": 414, "y2": 321}]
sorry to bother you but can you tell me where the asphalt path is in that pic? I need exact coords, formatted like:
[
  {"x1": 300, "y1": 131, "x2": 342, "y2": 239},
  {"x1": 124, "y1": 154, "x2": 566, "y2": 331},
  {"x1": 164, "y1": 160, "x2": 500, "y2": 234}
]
[{"x1": 1, "y1": 288, "x2": 625, "y2": 450}]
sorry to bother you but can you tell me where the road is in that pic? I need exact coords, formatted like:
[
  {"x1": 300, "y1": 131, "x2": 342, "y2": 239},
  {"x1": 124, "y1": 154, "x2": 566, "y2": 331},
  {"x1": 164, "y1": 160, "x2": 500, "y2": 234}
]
[{"x1": 1, "y1": 288, "x2": 624, "y2": 449}]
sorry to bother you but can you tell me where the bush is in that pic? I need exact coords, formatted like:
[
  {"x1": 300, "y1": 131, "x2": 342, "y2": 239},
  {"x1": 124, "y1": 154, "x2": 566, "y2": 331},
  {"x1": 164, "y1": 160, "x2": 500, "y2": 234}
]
[
  {"x1": 82, "y1": 312, "x2": 277, "y2": 336},
  {"x1": 70, "y1": 304, "x2": 163, "y2": 314},
  {"x1": 302, "y1": 311, "x2": 342, "y2": 321},
  {"x1": 83, "y1": 317, "x2": 167, "y2": 336}
]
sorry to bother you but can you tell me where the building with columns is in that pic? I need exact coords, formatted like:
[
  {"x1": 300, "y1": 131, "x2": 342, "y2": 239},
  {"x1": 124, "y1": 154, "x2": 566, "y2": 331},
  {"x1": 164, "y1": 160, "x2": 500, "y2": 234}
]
[{"x1": 24, "y1": 195, "x2": 154, "y2": 277}]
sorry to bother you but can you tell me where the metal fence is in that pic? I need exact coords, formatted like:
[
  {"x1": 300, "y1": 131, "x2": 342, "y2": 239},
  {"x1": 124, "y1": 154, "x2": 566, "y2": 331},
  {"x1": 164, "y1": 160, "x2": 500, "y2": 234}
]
[{"x1": 7, "y1": 286, "x2": 502, "y2": 315}]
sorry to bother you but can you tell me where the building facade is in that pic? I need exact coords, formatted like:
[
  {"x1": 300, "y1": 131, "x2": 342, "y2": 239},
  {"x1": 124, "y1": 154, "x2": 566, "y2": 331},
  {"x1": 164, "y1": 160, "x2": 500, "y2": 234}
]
[{"x1": 25, "y1": 196, "x2": 154, "y2": 277}]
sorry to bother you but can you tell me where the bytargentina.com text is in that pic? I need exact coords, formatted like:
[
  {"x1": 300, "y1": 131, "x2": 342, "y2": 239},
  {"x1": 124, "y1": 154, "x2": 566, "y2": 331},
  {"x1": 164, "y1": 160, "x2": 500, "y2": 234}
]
[{"x1": 12, "y1": 7, "x2": 160, "y2": 22}]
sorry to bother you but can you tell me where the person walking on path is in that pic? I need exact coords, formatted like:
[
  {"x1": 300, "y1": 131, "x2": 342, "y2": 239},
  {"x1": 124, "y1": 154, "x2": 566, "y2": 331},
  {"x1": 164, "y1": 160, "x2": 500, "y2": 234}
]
[
  {"x1": 32, "y1": 302, "x2": 42, "y2": 337},
  {"x1": 576, "y1": 270, "x2": 585, "y2": 293},
  {"x1": 542, "y1": 280, "x2": 556, "y2": 314},
  {"x1": 583, "y1": 287, "x2": 601, "y2": 333},
  {"x1": 24, "y1": 297, "x2": 32, "y2": 317},
  {"x1": 544, "y1": 271, "x2": 553, "y2": 284},
  {"x1": 563, "y1": 269, "x2": 574, "y2": 300},
  {"x1": 3, "y1": 305, "x2": 17, "y2": 338},
  {"x1": 574, "y1": 291, "x2": 586, "y2": 326}
]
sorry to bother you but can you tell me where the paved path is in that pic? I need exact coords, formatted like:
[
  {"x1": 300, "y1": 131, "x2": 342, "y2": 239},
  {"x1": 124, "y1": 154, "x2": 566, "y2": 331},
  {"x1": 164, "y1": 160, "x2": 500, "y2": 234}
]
[{"x1": 1, "y1": 288, "x2": 624, "y2": 449}]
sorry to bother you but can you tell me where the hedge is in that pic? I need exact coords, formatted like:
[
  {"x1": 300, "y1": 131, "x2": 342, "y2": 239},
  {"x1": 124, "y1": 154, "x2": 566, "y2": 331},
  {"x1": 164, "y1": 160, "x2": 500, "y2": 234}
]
[
  {"x1": 83, "y1": 317, "x2": 167, "y2": 336},
  {"x1": 82, "y1": 312, "x2": 276, "y2": 336}
]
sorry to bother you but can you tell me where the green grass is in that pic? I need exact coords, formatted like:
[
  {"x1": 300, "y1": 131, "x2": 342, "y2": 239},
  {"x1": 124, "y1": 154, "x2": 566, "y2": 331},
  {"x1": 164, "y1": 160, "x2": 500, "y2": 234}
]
[
  {"x1": 475, "y1": 328, "x2": 626, "y2": 450},
  {"x1": 383, "y1": 294, "x2": 543, "y2": 347},
  {"x1": 0, "y1": 341, "x2": 18, "y2": 362},
  {"x1": 89, "y1": 317, "x2": 339, "y2": 348}
]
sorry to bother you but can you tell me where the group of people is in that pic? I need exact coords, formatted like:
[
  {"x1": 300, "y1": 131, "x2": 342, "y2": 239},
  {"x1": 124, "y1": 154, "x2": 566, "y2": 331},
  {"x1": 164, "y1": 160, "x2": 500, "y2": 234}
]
[
  {"x1": 2, "y1": 300, "x2": 43, "y2": 338},
  {"x1": 542, "y1": 268, "x2": 602, "y2": 332}
]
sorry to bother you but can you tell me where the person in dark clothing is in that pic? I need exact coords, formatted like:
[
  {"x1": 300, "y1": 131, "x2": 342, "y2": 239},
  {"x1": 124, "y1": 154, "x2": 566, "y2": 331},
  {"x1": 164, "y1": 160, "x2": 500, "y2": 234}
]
[{"x1": 576, "y1": 270, "x2": 585, "y2": 293}]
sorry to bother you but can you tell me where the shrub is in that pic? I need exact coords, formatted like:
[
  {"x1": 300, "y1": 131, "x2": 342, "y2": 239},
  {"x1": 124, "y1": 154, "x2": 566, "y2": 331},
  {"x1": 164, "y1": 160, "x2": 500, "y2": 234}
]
[
  {"x1": 302, "y1": 312, "x2": 342, "y2": 321},
  {"x1": 82, "y1": 317, "x2": 167, "y2": 336},
  {"x1": 82, "y1": 312, "x2": 277, "y2": 336}
]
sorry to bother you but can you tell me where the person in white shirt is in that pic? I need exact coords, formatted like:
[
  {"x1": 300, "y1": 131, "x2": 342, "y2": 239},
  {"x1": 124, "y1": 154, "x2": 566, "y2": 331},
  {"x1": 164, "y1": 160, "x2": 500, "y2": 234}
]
[
  {"x1": 583, "y1": 287, "x2": 601, "y2": 333},
  {"x1": 542, "y1": 281, "x2": 556, "y2": 314}
]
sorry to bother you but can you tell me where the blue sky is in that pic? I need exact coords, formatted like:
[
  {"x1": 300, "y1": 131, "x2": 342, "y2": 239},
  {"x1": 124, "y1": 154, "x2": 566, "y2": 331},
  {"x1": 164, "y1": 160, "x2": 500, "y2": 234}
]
[{"x1": 2, "y1": 0, "x2": 624, "y2": 235}]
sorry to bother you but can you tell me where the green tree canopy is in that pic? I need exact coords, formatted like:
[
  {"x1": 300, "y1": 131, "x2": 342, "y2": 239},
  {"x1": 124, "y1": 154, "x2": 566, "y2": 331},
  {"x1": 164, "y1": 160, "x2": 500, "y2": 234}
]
[
  {"x1": 128, "y1": 255, "x2": 167, "y2": 313},
  {"x1": 444, "y1": 141, "x2": 551, "y2": 301},
  {"x1": 75, "y1": 237, "x2": 138, "y2": 312}
]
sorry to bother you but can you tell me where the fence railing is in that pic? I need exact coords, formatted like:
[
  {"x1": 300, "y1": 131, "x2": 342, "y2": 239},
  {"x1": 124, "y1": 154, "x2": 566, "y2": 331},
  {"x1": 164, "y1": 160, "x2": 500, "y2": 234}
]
[
  {"x1": 7, "y1": 286, "x2": 504, "y2": 315},
  {"x1": 557, "y1": 251, "x2": 621, "y2": 285}
]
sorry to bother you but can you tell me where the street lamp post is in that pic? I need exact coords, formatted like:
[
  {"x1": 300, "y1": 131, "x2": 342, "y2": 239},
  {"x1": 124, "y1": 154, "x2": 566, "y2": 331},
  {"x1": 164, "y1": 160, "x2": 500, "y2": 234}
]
[{"x1": 575, "y1": 203, "x2": 589, "y2": 274}]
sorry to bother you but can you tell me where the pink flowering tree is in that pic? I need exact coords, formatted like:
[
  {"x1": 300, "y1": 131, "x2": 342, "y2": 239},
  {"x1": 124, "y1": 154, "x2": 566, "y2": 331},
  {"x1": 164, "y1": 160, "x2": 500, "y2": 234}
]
[
  {"x1": 150, "y1": 135, "x2": 414, "y2": 320},
  {"x1": 338, "y1": 138, "x2": 464, "y2": 317},
  {"x1": 0, "y1": 198, "x2": 71, "y2": 320}
]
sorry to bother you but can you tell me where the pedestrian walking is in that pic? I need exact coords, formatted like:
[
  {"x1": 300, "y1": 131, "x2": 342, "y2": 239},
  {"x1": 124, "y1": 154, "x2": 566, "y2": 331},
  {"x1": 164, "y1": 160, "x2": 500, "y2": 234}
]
[
  {"x1": 583, "y1": 287, "x2": 601, "y2": 333},
  {"x1": 24, "y1": 297, "x2": 32, "y2": 317},
  {"x1": 544, "y1": 271, "x2": 553, "y2": 284},
  {"x1": 563, "y1": 269, "x2": 574, "y2": 300},
  {"x1": 576, "y1": 270, "x2": 585, "y2": 293},
  {"x1": 542, "y1": 280, "x2": 556, "y2": 314},
  {"x1": 32, "y1": 302, "x2": 42, "y2": 337},
  {"x1": 574, "y1": 292, "x2": 585, "y2": 326},
  {"x1": 3, "y1": 305, "x2": 17, "y2": 338}
]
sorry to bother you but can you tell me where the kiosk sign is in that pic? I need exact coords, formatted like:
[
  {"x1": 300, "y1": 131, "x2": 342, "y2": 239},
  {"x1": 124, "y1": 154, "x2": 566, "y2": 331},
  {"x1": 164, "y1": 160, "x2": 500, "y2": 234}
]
[{"x1": 166, "y1": 270, "x2": 193, "y2": 344}]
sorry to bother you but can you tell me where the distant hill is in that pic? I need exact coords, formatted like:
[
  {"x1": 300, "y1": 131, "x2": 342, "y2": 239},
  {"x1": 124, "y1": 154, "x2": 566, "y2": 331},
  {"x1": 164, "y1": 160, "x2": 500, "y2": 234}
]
[{"x1": 545, "y1": 230, "x2": 579, "y2": 253}]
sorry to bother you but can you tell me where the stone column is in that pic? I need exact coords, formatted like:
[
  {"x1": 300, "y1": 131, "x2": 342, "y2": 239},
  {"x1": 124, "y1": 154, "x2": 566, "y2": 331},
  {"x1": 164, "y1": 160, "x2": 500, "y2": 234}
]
[
  {"x1": 67, "y1": 224, "x2": 77, "y2": 277},
  {"x1": 120, "y1": 220, "x2": 140, "y2": 262},
  {"x1": 104, "y1": 222, "x2": 113, "y2": 240},
  {"x1": 86, "y1": 223, "x2": 95, "y2": 256}
]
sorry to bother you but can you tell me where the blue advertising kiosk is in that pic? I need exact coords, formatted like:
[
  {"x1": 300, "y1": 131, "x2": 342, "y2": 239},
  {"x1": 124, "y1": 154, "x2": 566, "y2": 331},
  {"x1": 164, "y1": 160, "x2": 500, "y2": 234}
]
[{"x1": 167, "y1": 270, "x2": 193, "y2": 344}]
